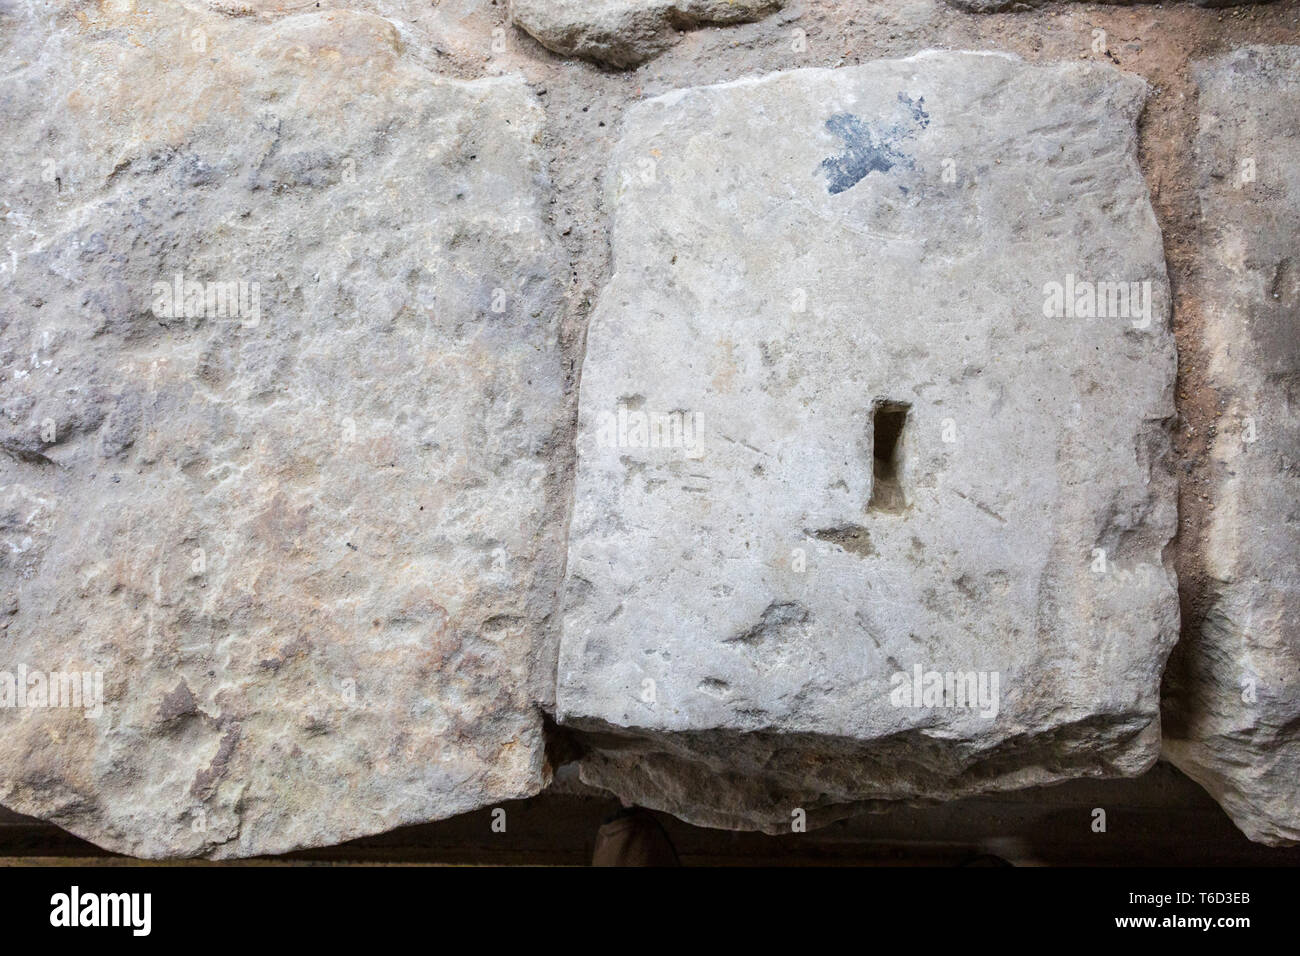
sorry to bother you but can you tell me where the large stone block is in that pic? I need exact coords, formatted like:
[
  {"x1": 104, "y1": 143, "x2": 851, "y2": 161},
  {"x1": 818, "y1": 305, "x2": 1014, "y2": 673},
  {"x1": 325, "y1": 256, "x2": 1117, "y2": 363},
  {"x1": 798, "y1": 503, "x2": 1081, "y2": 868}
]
[
  {"x1": 947, "y1": 0, "x2": 1273, "y2": 12},
  {"x1": 1162, "y1": 46, "x2": 1300, "y2": 847},
  {"x1": 0, "y1": 3, "x2": 567, "y2": 857},
  {"x1": 559, "y1": 53, "x2": 1179, "y2": 831}
]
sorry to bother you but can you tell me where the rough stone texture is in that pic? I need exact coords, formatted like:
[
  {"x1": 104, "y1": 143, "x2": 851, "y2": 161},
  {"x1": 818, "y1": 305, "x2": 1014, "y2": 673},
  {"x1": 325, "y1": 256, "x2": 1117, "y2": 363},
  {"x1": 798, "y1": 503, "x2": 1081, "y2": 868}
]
[
  {"x1": 558, "y1": 52, "x2": 1180, "y2": 832},
  {"x1": 0, "y1": 0, "x2": 1294, "y2": 861},
  {"x1": 948, "y1": 0, "x2": 1274, "y2": 12},
  {"x1": 509, "y1": 0, "x2": 784, "y2": 68},
  {"x1": 0, "y1": 1, "x2": 567, "y2": 857},
  {"x1": 1161, "y1": 46, "x2": 1300, "y2": 847}
]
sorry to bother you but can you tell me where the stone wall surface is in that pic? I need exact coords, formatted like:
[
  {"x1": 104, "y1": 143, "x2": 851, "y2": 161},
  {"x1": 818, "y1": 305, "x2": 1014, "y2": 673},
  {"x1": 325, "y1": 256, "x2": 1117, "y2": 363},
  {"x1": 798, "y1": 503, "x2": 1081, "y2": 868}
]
[{"x1": 0, "y1": 0, "x2": 1296, "y2": 856}]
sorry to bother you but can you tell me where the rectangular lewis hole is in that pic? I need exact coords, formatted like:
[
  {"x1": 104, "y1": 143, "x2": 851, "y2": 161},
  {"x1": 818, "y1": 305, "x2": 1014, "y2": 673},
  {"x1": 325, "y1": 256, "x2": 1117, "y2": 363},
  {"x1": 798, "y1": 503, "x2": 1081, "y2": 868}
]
[{"x1": 869, "y1": 400, "x2": 910, "y2": 513}]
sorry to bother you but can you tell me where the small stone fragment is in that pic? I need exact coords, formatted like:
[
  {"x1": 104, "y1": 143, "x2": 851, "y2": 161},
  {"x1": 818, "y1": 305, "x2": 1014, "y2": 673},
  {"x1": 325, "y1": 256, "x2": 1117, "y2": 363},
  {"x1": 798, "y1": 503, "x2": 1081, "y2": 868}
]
[{"x1": 509, "y1": 0, "x2": 784, "y2": 68}]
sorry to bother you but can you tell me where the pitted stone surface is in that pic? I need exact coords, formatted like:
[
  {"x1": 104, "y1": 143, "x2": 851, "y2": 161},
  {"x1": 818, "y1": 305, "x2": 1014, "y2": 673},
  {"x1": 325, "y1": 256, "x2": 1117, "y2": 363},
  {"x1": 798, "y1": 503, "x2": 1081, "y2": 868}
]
[
  {"x1": 0, "y1": 2, "x2": 566, "y2": 857},
  {"x1": 558, "y1": 53, "x2": 1180, "y2": 831},
  {"x1": 509, "y1": 0, "x2": 784, "y2": 68},
  {"x1": 1162, "y1": 46, "x2": 1300, "y2": 848}
]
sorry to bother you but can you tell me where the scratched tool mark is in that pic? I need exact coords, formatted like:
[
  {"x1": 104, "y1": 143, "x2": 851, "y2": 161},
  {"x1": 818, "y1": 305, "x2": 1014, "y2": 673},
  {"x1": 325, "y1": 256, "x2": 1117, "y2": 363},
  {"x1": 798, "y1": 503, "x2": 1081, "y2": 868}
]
[{"x1": 817, "y1": 93, "x2": 930, "y2": 195}]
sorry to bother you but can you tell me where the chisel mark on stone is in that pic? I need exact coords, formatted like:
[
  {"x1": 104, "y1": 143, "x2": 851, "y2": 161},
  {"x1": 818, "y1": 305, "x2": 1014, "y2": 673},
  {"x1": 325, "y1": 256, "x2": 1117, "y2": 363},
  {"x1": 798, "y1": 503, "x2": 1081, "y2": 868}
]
[
  {"x1": 808, "y1": 525, "x2": 875, "y2": 557},
  {"x1": 724, "y1": 601, "x2": 811, "y2": 646}
]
